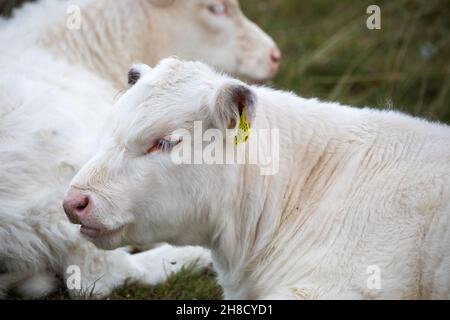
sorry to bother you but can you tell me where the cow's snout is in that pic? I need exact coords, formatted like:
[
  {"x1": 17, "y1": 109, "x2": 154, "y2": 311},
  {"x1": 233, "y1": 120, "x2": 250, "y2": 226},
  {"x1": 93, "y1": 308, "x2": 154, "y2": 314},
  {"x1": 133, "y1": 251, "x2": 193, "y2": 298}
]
[
  {"x1": 270, "y1": 47, "x2": 281, "y2": 65},
  {"x1": 63, "y1": 192, "x2": 91, "y2": 224},
  {"x1": 269, "y1": 47, "x2": 282, "y2": 74}
]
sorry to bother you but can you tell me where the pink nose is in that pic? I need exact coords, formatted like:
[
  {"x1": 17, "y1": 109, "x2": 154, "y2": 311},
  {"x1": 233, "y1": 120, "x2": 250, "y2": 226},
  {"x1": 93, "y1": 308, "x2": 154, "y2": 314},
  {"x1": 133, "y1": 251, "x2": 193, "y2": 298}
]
[
  {"x1": 270, "y1": 48, "x2": 282, "y2": 65},
  {"x1": 63, "y1": 193, "x2": 91, "y2": 224}
]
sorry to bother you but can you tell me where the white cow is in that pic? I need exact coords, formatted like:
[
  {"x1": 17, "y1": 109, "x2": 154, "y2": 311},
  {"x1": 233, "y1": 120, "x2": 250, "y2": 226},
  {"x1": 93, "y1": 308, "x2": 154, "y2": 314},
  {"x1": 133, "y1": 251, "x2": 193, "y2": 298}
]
[
  {"x1": 65, "y1": 58, "x2": 450, "y2": 299},
  {"x1": 2, "y1": 0, "x2": 280, "y2": 87},
  {"x1": 0, "y1": 0, "x2": 279, "y2": 298}
]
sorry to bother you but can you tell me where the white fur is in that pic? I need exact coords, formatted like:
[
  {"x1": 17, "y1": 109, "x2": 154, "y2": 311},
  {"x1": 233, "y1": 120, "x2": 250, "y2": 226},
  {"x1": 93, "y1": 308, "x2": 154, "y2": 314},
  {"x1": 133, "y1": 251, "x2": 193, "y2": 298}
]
[
  {"x1": 15, "y1": 272, "x2": 60, "y2": 299},
  {"x1": 0, "y1": 0, "x2": 278, "y2": 298},
  {"x1": 1, "y1": 0, "x2": 279, "y2": 87},
  {"x1": 68, "y1": 58, "x2": 450, "y2": 299},
  {"x1": 0, "y1": 68, "x2": 211, "y2": 297}
]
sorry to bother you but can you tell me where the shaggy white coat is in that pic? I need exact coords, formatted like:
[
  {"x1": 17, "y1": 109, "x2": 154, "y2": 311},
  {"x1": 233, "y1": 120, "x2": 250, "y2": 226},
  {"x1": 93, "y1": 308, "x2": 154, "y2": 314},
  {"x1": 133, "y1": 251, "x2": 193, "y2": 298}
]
[
  {"x1": 68, "y1": 58, "x2": 450, "y2": 299},
  {"x1": 0, "y1": 0, "x2": 278, "y2": 298}
]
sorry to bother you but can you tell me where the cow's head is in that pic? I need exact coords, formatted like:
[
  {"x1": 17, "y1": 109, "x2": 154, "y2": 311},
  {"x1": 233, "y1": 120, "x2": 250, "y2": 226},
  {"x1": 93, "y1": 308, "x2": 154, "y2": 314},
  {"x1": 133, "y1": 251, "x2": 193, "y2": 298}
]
[
  {"x1": 148, "y1": 0, "x2": 281, "y2": 83},
  {"x1": 63, "y1": 58, "x2": 258, "y2": 249}
]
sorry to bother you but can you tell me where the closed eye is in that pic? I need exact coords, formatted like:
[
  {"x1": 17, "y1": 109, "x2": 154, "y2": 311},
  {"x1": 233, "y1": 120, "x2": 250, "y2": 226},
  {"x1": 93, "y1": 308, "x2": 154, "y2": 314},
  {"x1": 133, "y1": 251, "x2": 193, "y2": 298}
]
[
  {"x1": 207, "y1": 2, "x2": 228, "y2": 16},
  {"x1": 146, "y1": 136, "x2": 182, "y2": 154}
]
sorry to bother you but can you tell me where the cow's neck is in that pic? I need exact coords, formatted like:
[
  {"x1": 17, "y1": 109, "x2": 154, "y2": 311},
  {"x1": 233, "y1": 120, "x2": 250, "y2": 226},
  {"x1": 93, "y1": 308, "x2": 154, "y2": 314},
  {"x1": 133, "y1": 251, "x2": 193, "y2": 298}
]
[
  {"x1": 208, "y1": 88, "x2": 371, "y2": 299},
  {"x1": 38, "y1": 0, "x2": 163, "y2": 89}
]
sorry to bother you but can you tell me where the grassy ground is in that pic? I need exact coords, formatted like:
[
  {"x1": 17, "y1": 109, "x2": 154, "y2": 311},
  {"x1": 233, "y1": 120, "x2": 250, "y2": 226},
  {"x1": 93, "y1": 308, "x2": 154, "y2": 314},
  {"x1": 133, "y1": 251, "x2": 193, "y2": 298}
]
[
  {"x1": 40, "y1": 267, "x2": 223, "y2": 300},
  {"x1": 241, "y1": 0, "x2": 449, "y2": 123},
  {"x1": 1, "y1": 0, "x2": 449, "y2": 300}
]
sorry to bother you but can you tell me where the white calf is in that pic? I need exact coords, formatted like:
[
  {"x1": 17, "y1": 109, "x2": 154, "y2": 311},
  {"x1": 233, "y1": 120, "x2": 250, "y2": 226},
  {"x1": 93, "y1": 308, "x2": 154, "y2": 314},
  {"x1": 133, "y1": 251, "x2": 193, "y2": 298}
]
[
  {"x1": 0, "y1": 64, "x2": 210, "y2": 298},
  {"x1": 1, "y1": 0, "x2": 279, "y2": 298},
  {"x1": 66, "y1": 58, "x2": 450, "y2": 299}
]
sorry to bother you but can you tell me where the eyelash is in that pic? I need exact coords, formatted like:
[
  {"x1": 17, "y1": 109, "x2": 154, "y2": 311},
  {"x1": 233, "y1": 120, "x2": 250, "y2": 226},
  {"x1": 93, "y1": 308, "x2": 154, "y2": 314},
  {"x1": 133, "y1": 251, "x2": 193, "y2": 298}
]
[{"x1": 146, "y1": 138, "x2": 181, "y2": 154}]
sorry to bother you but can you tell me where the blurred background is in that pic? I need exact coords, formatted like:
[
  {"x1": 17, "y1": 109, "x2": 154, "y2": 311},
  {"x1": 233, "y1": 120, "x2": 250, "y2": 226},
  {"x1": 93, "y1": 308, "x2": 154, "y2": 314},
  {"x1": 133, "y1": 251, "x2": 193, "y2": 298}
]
[
  {"x1": 1, "y1": 0, "x2": 448, "y2": 124},
  {"x1": 0, "y1": 0, "x2": 449, "y2": 299},
  {"x1": 241, "y1": 0, "x2": 449, "y2": 124}
]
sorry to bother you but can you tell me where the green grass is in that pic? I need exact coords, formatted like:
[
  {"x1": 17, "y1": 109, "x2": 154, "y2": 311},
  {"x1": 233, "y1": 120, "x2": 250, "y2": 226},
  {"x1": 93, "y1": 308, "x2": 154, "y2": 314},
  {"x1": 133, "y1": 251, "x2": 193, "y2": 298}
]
[
  {"x1": 40, "y1": 267, "x2": 223, "y2": 300},
  {"x1": 108, "y1": 267, "x2": 222, "y2": 300},
  {"x1": 241, "y1": 0, "x2": 449, "y2": 123},
  {"x1": 1, "y1": 0, "x2": 449, "y2": 300}
]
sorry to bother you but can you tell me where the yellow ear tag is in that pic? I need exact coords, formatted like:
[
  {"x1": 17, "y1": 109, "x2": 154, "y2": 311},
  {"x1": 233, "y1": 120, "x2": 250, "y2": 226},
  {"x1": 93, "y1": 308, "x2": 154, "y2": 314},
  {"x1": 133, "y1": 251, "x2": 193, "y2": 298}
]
[{"x1": 234, "y1": 111, "x2": 251, "y2": 145}]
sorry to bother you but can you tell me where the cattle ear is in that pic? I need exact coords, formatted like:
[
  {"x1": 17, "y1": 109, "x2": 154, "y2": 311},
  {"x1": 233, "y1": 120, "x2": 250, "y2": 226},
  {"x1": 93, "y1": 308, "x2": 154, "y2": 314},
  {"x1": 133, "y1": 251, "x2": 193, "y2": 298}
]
[
  {"x1": 128, "y1": 64, "x2": 152, "y2": 87},
  {"x1": 212, "y1": 82, "x2": 256, "y2": 131},
  {"x1": 149, "y1": 0, "x2": 175, "y2": 7}
]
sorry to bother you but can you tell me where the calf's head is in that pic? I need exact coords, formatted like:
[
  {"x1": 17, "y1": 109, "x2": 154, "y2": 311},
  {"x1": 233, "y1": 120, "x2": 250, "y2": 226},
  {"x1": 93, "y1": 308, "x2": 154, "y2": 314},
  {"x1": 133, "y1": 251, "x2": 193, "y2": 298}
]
[
  {"x1": 63, "y1": 58, "x2": 257, "y2": 249},
  {"x1": 149, "y1": 0, "x2": 281, "y2": 83}
]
